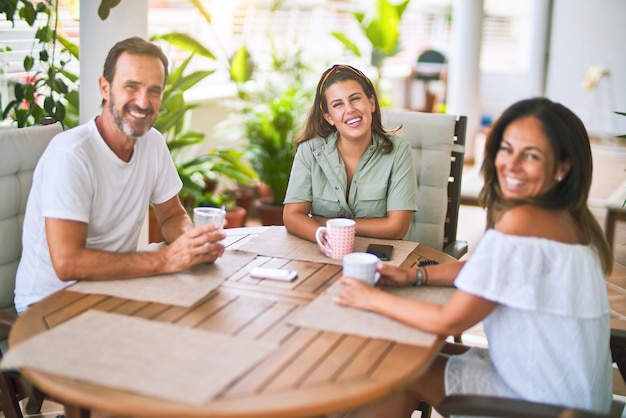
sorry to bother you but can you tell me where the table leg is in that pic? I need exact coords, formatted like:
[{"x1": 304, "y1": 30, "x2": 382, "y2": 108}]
[{"x1": 63, "y1": 403, "x2": 91, "y2": 418}]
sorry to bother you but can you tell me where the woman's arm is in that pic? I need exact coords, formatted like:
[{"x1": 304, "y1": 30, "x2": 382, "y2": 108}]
[
  {"x1": 352, "y1": 210, "x2": 414, "y2": 239},
  {"x1": 336, "y1": 278, "x2": 496, "y2": 336},
  {"x1": 283, "y1": 202, "x2": 325, "y2": 242},
  {"x1": 377, "y1": 261, "x2": 465, "y2": 288},
  {"x1": 285, "y1": 205, "x2": 414, "y2": 242}
]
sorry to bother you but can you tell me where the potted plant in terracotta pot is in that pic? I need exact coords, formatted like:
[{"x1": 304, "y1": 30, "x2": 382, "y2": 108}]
[
  {"x1": 212, "y1": 38, "x2": 313, "y2": 225},
  {"x1": 177, "y1": 147, "x2": 258, "y2": 214},
  {"x1": 244, "y1": 86, "x2": 309, "y2": 225},
  {"x1": 194, "y1": 191, "x2": 247, "y2": 229},
  {"x1": 147, "y1": 32, "x2": 257, "y2": 239}
]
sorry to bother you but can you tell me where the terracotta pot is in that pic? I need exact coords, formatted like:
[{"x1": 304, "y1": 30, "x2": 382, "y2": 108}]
[
  {"x1": 226, "y1": 187, "x2": 254, "y2": 225},
  {"x1": 233, "y1": 187, "x2": 254, "y2": 212},
  {"x1": 257, "y1": 182, "x2": 274, "y2": 200},
  {"x1": 202, "y1": 178, "x2": 218, "y2": 194},
  {"x1": 150, "y1": 205, "x2": 247, "y2": 240},
  {"x1": 254, "y1": 198, "x2": 284, "y2": 226},
  {"x1": 224, "y1": 206, "x2": 247, "y2": 229}
]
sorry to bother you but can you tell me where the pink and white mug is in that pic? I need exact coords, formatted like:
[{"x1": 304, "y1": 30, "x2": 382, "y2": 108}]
[{"x1": 315, "y1": 218, "x2": 356, "y2": 259}]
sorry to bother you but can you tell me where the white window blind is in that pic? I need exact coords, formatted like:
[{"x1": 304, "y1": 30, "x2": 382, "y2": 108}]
[{"x1": 0, "y1": 0, "x2": 531, "y2": 103}]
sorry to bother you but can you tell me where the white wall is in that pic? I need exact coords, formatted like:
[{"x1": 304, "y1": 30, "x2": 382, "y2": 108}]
[
  {"x1": 474, "y1": 0, "x2": 626, "y2": 138},
  {"x1": 80, "y1": 1, "x2": 148, "y2": 123},
  {"x1": 545, "y1": 0, "x2": 626, "y2": 137}
]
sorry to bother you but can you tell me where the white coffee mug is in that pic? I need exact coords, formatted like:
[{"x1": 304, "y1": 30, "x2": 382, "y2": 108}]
[
  {"x1": 342, "y1": 252, "x2": 381, "y2": 286},
  {"x1": 315, "y1": 218, "x2": 356, "y2": 259},
  {"x1": 193, "y1": 207, "x2": 226, "y2": 229}
]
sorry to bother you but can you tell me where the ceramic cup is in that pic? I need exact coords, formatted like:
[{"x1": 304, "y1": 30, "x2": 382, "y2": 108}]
[
  {"x1": 193, "y1": 207, "x2": 226, "y2": 229},
  {"x1": 315, "y1": 218, "x2": 356, "y2": 259},
  {"x1": 342, "y1": 252, "x2": 381, "y2": 286}
]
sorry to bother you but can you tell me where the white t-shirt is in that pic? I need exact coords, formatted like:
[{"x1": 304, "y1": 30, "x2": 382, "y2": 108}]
[
  {"x1": 445, "y1": 229, "x2": 612, "y2": 414},
  {"x1": 14, "y1": 118, "x2": 182, "y2": 313}
]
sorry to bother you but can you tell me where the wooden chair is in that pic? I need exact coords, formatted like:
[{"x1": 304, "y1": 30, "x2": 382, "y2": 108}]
[
  {"x1": 422, "y1": 323, "x2": 626, "y2": 418},
  {"x1": 405, "y1": 49, "x2": 447, "y2": 112},
  {"x1": 437, "y1": 394, "x2": 625, "y2": 418},
  {"x1": 382, "y1": 109, "x2": 468, "y2": 259},
  {"x1": 383, "y1": 108, "x2": 467, "y2": 418},
  {"x1": 0, "y1": 120, "x2": 62, "y2": 418}
]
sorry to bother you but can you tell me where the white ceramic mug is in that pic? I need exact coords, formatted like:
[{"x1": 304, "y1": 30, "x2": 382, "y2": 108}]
[
  {"x1": 315, "y1": 218, "x2": 356, "y2": 259},
  {"x1": 193, "y1": 207, "x2": 226, "y2": 229},
  {"x1": 342, "y1": 252, "x2": 380, "y2": 286}
]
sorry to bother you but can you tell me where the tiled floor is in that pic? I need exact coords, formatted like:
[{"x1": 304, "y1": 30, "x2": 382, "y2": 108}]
[{"x1": 4, "y1": 137, "x2": 625, "y2": 418}]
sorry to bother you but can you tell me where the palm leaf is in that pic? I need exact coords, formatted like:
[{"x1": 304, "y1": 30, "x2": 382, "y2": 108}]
[
  {"x1": 331, "y1": 32, "x2": 362, "y2": 57},
  {"x1": 150, "y1": 32, "x2": 216, "y2": 60}
]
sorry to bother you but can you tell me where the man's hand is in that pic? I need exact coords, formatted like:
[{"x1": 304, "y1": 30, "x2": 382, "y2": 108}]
[
  {"x1": 160, "y1": 224, "x2": 225, "y2": 272},
  {"x1": 46, "y1": 217, "x2": 225, "y2": 282}
]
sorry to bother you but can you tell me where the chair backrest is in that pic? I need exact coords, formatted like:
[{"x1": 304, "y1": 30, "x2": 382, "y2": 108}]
[
  {"x1": 382, "y1": 109, "x2": 467, "y2": 251},
  {"x1": 417, "y1": 49, "x2": 446, "y2": 64},
  {"x1": 0, "y1": 122, "x2": 62, "y2": 321},
  {"x1": 414, "y1": 49, "x2": 447, "y2": 81}
]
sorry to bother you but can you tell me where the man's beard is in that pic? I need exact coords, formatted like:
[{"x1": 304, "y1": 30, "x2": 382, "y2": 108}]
[{"x1": 109, "y1": 97, "x2": 156, "y2": 138}]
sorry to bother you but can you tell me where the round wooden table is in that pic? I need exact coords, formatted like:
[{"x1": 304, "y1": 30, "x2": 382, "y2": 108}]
[{"x1": 10, "y1": 227, "x2": 456, "y2": 418}]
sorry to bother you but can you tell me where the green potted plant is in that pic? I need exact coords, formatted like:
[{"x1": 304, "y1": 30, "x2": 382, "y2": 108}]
[
  {"x1": 1, "y1": 0, "x2": 80, "y2": 127},
  {"x1": 194, "y1": 190, "x2": 247, "y2": 229},
  {"x1": 215, "y1": 42, "x2": 313, "y2": 225},
  {"x1": 238, "y1": 85, "x2": 308, "y2": 225},
  {"x1": 146, "y1": 32, "x2": 257, "y2": 239}
]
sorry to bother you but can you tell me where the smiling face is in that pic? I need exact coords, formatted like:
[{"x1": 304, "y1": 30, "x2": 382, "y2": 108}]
[
  {"x1": 495, "y1": 116, "x2": 570, "y2": 201},
  {"x1": 322, "y1": 80, "x2": 375, "y2": 143},
  {"x1": 100, "y1": 52, "x2": 165, "y2": 138}
]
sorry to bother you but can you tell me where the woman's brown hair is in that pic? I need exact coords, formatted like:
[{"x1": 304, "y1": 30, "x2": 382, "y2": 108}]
[
  {"x1": 294, "y1": 64, "x2": 396, "y2": 153},
  {"x1": 479, "y1": 97, "x2": 613, "y2": 274}
]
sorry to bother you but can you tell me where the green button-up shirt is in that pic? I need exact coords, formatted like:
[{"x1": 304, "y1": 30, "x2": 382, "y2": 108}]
[{"x1": 284, "y1": 131, "x2": 418, "y2": 220}]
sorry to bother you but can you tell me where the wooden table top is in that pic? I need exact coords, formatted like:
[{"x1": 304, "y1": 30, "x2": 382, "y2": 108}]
[{"x1": 10, "y1": 226, "x2": 457, "y2": 418}]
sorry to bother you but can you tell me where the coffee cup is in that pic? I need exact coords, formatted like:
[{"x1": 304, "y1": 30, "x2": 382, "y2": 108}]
[
  {"x1": 315, "y1": 218, "x2": 356, "y2": 259},
  {"x1": 193, "y1": 207, "x2": 226, "y2": 229},
  {"x1": 342, "y1": 252, "x2": 380, "y2": 286}
]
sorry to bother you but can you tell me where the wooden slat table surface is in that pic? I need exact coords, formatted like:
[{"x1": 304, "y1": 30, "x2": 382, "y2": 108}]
[{"x1": 10, "y1": 226, "x2": 456, "y2": 418}]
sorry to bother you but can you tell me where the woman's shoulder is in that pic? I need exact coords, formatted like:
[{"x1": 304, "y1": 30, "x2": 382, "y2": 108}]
[
  {"x1": 495, "y1": 205, "x2": 580, "y2": 244},
  {"x1": 380, "y1": 132, "x2": 411, "y2": 155},
  {"x1": 301, "y1": 132, "x2": 339, "y2": 149},
  {"x1": 386, "y1": 131, "x2": 409, "y2": 145},
  {"x1": 295, "y1": 134, "x2": 330, "y2": 155}
]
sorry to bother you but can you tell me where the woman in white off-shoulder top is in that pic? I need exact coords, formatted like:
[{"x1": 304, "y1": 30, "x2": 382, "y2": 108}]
[{"x1": 334, "y1": 97, "x2": 614, "y2": 416}]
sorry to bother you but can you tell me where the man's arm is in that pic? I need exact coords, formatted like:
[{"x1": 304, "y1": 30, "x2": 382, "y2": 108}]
[
  {"x1": 46, "y1": 199, "x2": 224, "y2": 282},
  {"x1": 151, "y1": 195, "x2": 193, "y2": 243}
]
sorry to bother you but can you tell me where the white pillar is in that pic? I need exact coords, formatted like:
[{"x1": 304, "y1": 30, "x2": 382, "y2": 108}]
[
  {"x1": 79, "y1": 1, "x2": 149, "y2": 246},
  {"x1": 79, "y1": 1, "x2": 148, "y2": 123},
  {"x1": 528, "y1": 0, "x2": 551, "y2": 96},
  {"x1": 446, "y1": 0, "x2": 483, "y2": 161}
]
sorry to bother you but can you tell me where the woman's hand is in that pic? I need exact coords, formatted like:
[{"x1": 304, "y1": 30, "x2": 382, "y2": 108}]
[
  {"x1": 376, "y1": 263, "x2": 414, "y2": 287},
  {"x1": 335, "y1": 277, "x2": 381, "y2": 311}
]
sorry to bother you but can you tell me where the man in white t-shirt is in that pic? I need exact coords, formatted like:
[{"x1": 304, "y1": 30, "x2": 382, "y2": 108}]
[{"x1": 14, "y1": 37, "x2": 225, "y2": 313}]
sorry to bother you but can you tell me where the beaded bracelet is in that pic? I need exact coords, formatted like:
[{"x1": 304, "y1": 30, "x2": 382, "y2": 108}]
[{"x1": 414, "y1": 267, "x2": 426, "y2": 287}]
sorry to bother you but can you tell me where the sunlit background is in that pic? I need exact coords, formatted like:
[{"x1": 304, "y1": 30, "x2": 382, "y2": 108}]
[{"x1": 1, "y1": 0, "x2": 624, "y2": 143}]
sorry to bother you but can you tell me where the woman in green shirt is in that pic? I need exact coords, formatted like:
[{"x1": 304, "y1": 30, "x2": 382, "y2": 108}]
[{"x1": 283, "y1": 64, "x2": 418, "y2": 242}]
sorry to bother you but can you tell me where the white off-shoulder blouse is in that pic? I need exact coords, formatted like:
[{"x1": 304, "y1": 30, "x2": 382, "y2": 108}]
[{"x1": 445, "y1": 229, "x2": 612, "y2": 414}]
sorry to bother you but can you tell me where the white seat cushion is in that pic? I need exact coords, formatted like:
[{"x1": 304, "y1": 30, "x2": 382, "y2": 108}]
[
  {"x1": 0, "y1": 122, "x2": 63, "y2": 316},
  {"x1": 382, "y1": 110, "x2": 464, "y2": 250}
]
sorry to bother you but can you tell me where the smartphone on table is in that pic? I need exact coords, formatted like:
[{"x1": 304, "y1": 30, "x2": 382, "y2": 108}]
[{"x1": 366, "y1": 244, "x2": 394, "y2": 261}]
